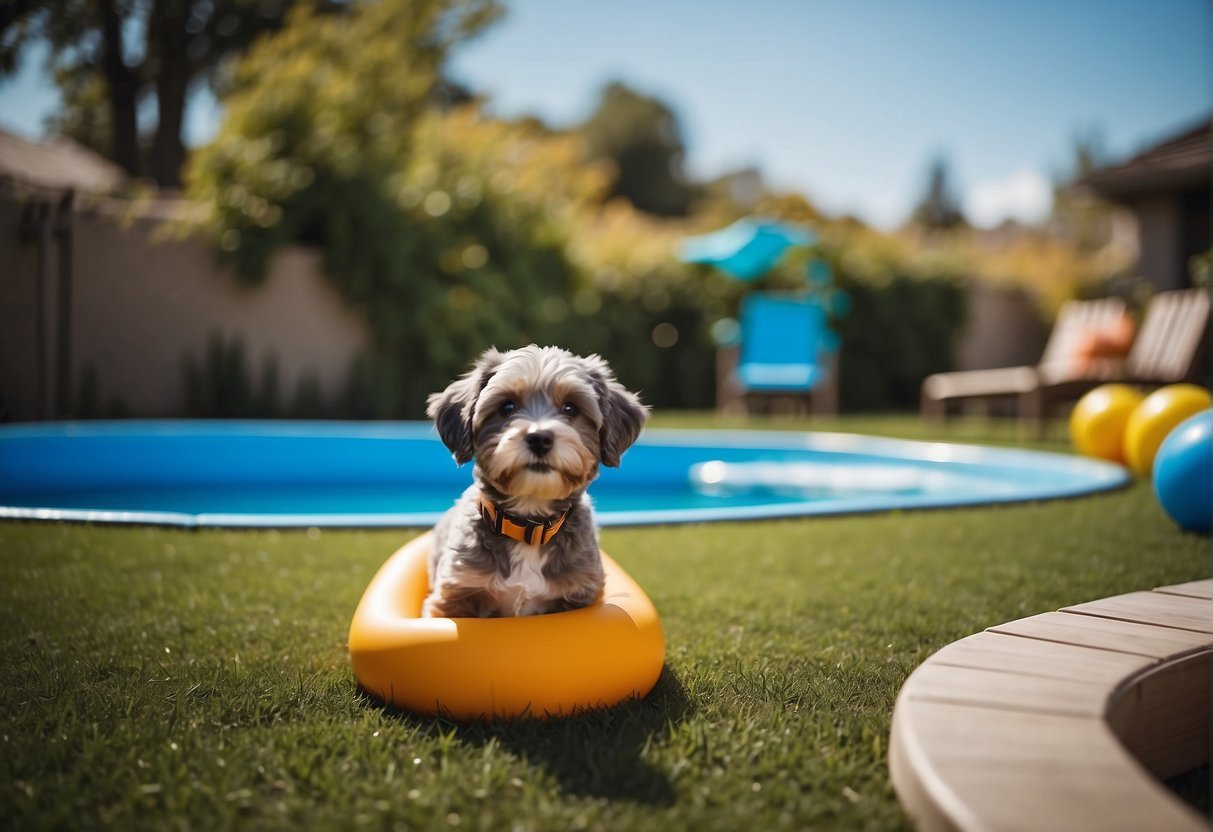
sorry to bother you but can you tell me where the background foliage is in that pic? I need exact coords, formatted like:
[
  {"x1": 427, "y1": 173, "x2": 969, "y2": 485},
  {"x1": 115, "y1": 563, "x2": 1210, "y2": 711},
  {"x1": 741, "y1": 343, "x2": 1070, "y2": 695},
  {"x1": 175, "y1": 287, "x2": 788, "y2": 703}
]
[
  {"x1": 0, "y1": 0, "x2": 337, "y2": 185},
  {"x1": 580, "y1": 81, "x2": 700, "y2": 218},
  {"x1": 179, "y1": 0, "x2": 1129, "y2": 418}
]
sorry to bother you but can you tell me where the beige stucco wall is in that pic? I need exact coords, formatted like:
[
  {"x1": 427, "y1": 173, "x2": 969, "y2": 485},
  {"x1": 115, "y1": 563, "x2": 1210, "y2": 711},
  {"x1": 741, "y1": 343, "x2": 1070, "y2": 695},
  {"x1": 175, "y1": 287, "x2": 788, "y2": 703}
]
[
  {"x1": 952, "y1": 281, "x2": 1050, "y2": 371},
  {"x1": 1, "y1": 189, "x2": 1057, "y2": 421},
  {"x1": 0, "y1": 193, "x2": 370, "y2": 421},
  {"x1": 1132, "y1": 195, "x2": 1185, "y2": 292}
]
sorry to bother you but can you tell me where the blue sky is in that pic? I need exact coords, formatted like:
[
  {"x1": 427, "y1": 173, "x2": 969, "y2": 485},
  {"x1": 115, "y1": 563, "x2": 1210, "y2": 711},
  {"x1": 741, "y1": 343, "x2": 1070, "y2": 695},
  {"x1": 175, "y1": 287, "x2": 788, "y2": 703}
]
[{"x1": 1, "y1": 0, "x2": 1209, "y2": 229}]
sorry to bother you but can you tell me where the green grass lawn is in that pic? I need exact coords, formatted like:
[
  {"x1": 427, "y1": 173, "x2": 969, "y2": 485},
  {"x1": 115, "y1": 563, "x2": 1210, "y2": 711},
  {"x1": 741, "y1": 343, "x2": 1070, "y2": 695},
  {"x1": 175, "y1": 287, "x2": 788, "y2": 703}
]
[{"x1": 2, "y1": 414, "x2": 1208, "y2": 830}]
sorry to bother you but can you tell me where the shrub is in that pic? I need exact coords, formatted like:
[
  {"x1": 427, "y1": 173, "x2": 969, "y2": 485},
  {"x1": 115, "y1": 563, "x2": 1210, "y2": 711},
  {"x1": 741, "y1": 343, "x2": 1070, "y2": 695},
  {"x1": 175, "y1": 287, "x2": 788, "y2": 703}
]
[
  {"x1": 833, "y1": 273, "x2": 966, "y2": 411},
  {"x1": 182, "y1": 333, "x2": 281, "y2": 418},
  {"x1": 184, "y1": 1, "x2": 972, "y2": 417}
]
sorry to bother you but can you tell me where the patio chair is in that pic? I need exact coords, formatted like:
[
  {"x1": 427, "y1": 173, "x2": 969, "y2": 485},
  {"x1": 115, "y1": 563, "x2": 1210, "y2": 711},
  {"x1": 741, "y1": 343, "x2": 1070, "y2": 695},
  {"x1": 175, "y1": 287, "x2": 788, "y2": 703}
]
[
  {"x1": 921, "y1": 289, "x2": 1210, "y2": 432},
  {"x1": 921, "y1": 296, "x2": 1128, "y2": 422},
  {"x1": 719, "y1": 293, "x2": 839, "y2": 415},
  {"x1": 1020, "y1": 287, "x2": 1210, "y2": 432}
]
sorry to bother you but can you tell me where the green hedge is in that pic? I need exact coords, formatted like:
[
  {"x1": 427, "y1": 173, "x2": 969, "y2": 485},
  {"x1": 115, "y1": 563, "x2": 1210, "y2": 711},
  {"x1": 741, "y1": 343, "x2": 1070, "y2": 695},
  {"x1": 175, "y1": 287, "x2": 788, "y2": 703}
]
[
  {"x1": 175, "y1": 258, "x2": 966, "y2": 418},
  {"x1": 834, "y1": 273, "x2": 967, "y2": 411}
]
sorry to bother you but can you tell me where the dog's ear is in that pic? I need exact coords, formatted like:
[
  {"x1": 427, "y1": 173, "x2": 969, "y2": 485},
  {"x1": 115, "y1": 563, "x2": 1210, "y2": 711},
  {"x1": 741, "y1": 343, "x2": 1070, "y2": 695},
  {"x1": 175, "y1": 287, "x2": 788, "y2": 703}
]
[
  {"x1": 427, "y1": 348, "x2": 504, "y2": 465},
  {"x1": 585, "y1": 356, "x2": 649, "y2": 467}
]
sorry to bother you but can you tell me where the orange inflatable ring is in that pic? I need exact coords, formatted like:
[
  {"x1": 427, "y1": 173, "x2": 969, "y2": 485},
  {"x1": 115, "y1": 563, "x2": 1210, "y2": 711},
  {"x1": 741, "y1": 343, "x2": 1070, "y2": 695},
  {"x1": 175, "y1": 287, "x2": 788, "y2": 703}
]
[{"x1": 348, "y1": 532, "x2": 665, "y2": 720}]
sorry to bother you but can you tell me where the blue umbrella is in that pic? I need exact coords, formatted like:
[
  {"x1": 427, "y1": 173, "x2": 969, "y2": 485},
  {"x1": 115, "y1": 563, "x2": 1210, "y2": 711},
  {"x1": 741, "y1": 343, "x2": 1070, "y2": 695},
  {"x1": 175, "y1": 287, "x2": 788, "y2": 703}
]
[
  {"x1": 807, "y1": 258, "x2": 833, "y2": 286},
  {"x1": 679, "y1": 217, "x2": 815, "y2": 281}
]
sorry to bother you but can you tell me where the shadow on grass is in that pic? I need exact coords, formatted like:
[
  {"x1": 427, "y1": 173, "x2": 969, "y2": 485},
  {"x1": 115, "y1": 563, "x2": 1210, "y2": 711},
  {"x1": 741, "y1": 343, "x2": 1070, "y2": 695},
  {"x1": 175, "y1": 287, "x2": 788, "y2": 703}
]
[{"x1": 374, "y1": 664, "x2": 692, "y2": 805}]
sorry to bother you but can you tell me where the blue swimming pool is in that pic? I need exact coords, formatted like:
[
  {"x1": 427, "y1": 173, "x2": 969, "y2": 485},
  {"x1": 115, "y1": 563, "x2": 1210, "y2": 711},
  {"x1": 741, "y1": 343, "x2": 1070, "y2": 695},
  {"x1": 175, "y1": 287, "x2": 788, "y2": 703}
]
[{"x1": 0, "y1": 421, "x2": 1128, "y2": 527}]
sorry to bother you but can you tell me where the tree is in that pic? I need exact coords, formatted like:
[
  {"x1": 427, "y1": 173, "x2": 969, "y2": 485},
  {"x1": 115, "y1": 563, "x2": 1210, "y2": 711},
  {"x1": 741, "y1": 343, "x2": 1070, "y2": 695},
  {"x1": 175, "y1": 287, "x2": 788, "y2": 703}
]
[
  {"x1": 189, "y1": 1, "x2": 601, "y2": 417},
  {"x1": 187, "y1": 0, "x2": 501, "y2": 279},
  {"x1": 1049, "y1": 129, "x2": 1118, "y2": 253},
  {"x1": 579, "y1": 81, "x2": 699, "y2": 217},
  {"x1": 911, "y1": 155, "x2": 966, "y2": 230},
  {"x1": 0, "y1": 0, "x2": 319, "y2": 186}
]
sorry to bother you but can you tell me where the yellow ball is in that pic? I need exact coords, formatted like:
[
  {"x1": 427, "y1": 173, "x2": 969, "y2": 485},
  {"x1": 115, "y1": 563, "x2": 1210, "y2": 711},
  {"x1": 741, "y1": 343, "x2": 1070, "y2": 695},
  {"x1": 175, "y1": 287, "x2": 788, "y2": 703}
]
[
  {"x1": 1069, "y1": 384, "x2": 1144, "y2": 464},
  {"x1": 1123, "y1": 384, "x2": 1213, "y2": 477}
]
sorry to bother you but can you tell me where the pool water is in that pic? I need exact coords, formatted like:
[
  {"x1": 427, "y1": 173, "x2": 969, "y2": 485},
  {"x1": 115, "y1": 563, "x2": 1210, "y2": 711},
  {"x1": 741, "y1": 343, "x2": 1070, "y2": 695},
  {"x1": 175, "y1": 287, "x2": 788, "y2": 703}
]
[{"x1": 0, "y1": 421, "x2": 1128, "y2": 527}]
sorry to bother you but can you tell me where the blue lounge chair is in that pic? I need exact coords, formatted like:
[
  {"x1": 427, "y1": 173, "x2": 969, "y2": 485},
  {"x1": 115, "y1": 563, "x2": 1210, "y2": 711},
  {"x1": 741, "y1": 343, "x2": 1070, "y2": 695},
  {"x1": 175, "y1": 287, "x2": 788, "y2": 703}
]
[{"x1": 722, "y1": 293, "x2": 839, "y2": 414}]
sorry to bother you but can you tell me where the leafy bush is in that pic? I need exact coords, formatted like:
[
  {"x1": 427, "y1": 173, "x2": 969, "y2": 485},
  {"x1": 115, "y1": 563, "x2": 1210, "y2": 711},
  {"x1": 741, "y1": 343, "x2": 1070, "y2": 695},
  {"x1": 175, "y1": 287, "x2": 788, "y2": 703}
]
[
  {"x1": 182, "y1": 333, "x2": 281, "y2": 418},
  {"x1": 187, "y1": 0, "x2": 501, "y2": 283},
  {"x1": 798, "y1": 228, "x2": 967, "y2": 411},
  {"x1": 187, "y1": 1, "x2": 609, "y2": 418},
  {"x1": 184, "y1": 0, "x2": 974, "y2": 417},
  {"x1": 833, "y1": 274, "x2": 966, "y2": 411}
]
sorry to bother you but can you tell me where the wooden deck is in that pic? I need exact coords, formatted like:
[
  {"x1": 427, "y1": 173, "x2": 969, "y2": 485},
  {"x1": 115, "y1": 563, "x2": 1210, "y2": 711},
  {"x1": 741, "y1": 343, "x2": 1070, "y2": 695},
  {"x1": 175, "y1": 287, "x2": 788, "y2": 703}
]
[{"x1": 889, "y1": 579, "x2": 1212, "y2": 831}]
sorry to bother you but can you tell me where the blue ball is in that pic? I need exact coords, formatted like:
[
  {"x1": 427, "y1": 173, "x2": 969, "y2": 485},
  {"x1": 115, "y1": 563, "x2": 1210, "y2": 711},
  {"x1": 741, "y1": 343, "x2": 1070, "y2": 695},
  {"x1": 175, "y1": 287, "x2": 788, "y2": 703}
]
[{"x1": 1153, "y1": 409, "x2": 1212, "y2": 533}]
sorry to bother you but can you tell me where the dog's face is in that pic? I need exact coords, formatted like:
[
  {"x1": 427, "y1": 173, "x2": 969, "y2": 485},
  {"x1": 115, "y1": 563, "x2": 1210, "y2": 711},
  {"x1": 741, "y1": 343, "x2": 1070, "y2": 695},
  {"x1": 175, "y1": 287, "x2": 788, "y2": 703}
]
[{"x1": 427, "y1": 346, "x2": 648, "y2": 502}]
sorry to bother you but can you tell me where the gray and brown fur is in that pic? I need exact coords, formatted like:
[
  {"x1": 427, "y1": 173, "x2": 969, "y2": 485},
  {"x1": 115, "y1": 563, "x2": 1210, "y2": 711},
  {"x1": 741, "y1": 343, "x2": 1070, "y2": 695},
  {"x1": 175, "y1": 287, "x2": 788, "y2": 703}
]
[{"x1": 423, "y1": 345, "x2": 648, "y2": 618}]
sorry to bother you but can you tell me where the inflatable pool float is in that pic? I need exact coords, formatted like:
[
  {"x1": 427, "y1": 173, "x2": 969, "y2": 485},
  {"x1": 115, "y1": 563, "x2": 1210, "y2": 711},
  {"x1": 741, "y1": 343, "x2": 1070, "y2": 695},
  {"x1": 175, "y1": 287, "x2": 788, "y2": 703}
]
[{"x1": 348, "y1": 533, "x2": 665, "y2": 720}]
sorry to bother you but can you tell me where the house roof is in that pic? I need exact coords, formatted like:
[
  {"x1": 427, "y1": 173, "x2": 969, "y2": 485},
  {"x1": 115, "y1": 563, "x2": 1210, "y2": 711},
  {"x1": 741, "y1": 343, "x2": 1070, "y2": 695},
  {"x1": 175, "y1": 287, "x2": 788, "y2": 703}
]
[
  {"x1": 0, "y1": 129, "x2": 126, "y2": 194},
  {"x1": 1083, "y1": 117, "x2": 1211, "y2": 200}
]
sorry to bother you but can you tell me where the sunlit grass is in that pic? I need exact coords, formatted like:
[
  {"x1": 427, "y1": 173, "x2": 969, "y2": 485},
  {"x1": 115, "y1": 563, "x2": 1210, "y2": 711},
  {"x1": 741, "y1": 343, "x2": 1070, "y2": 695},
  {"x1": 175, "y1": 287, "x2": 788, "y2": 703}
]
[{"x1": 2, "y1": 414, "x2": 1206, "y2": 830}]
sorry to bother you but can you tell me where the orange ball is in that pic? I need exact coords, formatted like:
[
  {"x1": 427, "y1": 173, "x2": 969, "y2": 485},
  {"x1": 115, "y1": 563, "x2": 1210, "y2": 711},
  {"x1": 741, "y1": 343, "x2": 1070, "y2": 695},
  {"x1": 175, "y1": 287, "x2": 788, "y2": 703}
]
[
  {"x1": 1069, "y1": 384, "x2": 1144, "y2": 464},
  {"x1": 1123, "y1": 384, "x2": 1213, "y2": 477}
]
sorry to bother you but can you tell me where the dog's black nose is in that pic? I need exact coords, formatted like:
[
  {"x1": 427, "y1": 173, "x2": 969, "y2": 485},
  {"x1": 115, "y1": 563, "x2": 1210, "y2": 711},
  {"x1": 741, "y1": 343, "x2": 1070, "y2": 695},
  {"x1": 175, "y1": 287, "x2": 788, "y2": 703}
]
[{"x1": 525, "y1": 430, "x2": 554, "y2": 456}]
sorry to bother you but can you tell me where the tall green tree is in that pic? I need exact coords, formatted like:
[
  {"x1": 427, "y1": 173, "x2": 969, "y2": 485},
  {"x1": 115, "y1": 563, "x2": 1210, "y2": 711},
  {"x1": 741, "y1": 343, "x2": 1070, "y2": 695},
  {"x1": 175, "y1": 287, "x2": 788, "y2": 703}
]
[
  {"x1": 188, "y1": 0, "x2": 501, "y2": 282},
  {"x1": 1050, "y1": 129, "x2": 1117, "y2": 253},
  {"x1": 911, "y1": 155, "x2": 966, "y2": 230},
  {"x1": 0, "y1": 0, "x2": 322, "y2": 186},
  {"x1": 580, "y1": 81, "x2": 699, "y2": 217},
  {"x1": 188, "y1": 0, "x2": 569, "y2": 417}
]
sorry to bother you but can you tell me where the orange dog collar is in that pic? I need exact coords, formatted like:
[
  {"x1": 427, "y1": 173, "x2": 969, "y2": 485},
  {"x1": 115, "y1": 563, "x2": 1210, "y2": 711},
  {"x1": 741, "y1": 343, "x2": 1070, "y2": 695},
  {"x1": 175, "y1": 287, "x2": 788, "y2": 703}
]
[{"x1": 479, "y1": 498, "x2": 568, "y2": 545}]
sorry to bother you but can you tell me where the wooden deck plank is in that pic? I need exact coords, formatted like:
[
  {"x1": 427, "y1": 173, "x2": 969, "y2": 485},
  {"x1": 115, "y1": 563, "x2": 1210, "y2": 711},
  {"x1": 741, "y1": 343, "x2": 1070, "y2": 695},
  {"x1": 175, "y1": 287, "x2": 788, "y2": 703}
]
[
  {"x1": 988, "y1": 611, "x2": 1213, "y2": 659},
  {"x1": 901, "y1": 662, "x2": 1109, "y2": 718},
  {"x1": 891, "y1": 584, "x2": 1213, "y2": 832},
  {"x1": 1106, "y1": 652, "x2": 1213, "y2": 780},
  {"x1": 1153, "y1": 578, "x2": 1213, "y2": 599},
  {"x1": 889, "y1": 698, "x2": 1209, "y2": 832},
  {"x1": 1062, "y1": 591, "x2": 1213, "y2": 635},
  {"x1": 926, "y1": 631, "x2": 1156, "y2": 686}
]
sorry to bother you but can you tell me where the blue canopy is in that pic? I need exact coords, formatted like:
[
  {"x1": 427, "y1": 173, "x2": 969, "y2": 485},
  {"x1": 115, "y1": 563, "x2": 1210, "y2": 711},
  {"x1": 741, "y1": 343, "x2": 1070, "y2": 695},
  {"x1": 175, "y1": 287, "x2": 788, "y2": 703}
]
[{"x1": 679, "y1": 217, "x2": 815, "y2": 280}]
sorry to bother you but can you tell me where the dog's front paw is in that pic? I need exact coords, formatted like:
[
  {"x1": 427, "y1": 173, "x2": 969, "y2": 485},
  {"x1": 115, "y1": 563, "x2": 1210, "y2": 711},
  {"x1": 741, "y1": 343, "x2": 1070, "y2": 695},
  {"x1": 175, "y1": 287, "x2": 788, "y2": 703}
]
[
  {"x1": 545, "y1": 588, "x2": 600, "y2": 614},
  {"x1": 423, "y1": 587, "x2": 498, "y2": 618}
]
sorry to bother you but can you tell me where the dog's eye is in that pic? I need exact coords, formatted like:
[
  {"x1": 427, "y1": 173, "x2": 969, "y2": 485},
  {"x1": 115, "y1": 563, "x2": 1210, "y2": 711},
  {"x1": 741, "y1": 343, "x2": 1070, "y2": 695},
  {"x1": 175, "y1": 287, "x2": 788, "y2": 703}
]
[
  {"x1": 561, "y1": 402, "x2": 579, "y2": 419},
  {"x1": 498, "y1": 401, "x2": 516, "y2": 417}
]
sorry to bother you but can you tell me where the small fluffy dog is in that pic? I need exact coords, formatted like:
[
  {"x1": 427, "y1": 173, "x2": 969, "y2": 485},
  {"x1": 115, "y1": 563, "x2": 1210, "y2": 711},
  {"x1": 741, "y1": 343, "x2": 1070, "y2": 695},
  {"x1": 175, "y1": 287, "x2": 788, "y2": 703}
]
[{"x1": 423, "y1": 345, "x2": 648, "y2": 618}]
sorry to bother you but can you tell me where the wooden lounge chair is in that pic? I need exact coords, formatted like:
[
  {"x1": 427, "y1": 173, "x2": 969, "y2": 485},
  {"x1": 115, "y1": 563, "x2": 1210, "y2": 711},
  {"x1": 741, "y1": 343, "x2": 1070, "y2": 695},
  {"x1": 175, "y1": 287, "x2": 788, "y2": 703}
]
[
  {"x1": 922, "y1": 289, "x2": 1210, "y2": 432},
  {"x1": 921, "y1": 296, "x2": 1127, "y2": 421},
  {"x1": 1021, "y1": 288, "x2": 1210, "y2": 432}
]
